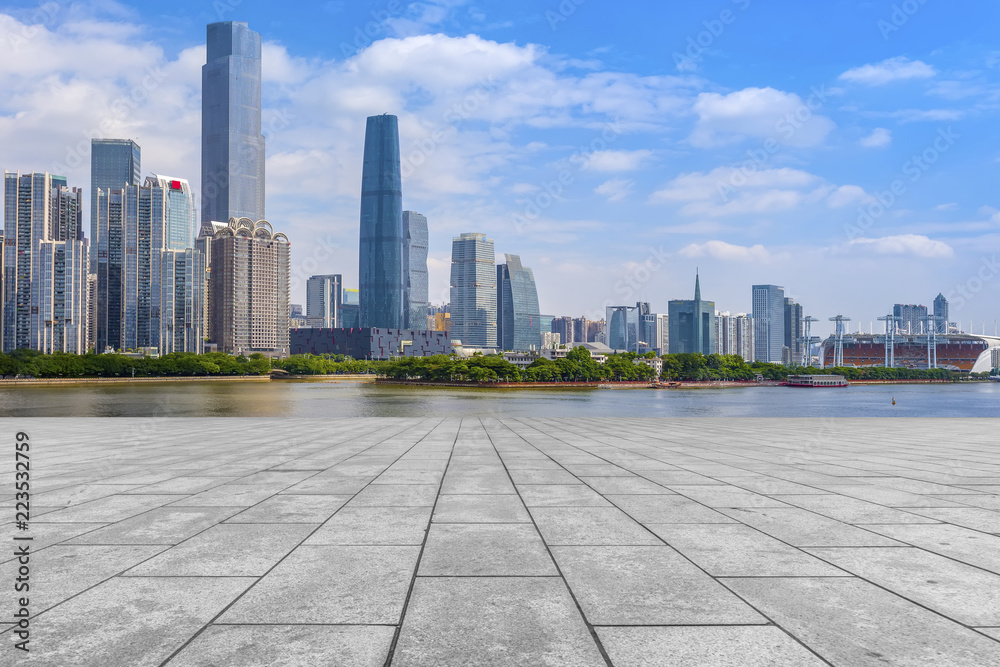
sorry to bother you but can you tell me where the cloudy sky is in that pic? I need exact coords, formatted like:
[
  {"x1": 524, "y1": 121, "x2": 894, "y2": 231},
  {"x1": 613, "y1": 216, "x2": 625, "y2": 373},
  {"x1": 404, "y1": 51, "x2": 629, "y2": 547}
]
[{"x1": 2, "y1": 0, "x2": 999, "y2": 336}]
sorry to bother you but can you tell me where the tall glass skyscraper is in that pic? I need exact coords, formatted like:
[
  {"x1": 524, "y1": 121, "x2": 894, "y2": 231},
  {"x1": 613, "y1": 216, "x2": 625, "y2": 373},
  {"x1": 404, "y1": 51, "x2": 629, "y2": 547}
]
[
  {"x1": 90, "y1": 139, "x2": 140, "y2": 270},
  {"x1": 306, "y1": 274, "x2": 342, "y2": 328},
  {"x1": 668, "y1": 274, "x2": 715, "y2": 355},
  {"x1": 359, "y1": 114, "x2": 405, "y2": 329},
  {"x1": 497, "y1": 254, "x2": 541, "y2": 351},
  {"x1": 933, "y1": 293, "x2": 949, "y2": 333},
  {"x1": 403, "y1": 211, "x2": 428, "y2": 329},
  {"x1": 202, "y1": 21, "x2": 265, "y2": 224},
  {"x1": 148, "y1": 175, "x2": 197, "y2": 250},
  {"x1": 450, "y1": 233, "x2": 496, "y2": 347},
  {"x1": 752, "y1": 284, "x2": 785, "y2": 362}
]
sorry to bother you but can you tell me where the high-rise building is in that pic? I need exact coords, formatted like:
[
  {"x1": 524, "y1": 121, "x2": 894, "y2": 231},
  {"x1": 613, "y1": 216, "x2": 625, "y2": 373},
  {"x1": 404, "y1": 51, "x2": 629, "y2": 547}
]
[
  {"x1": 784, "y1": 297, "x2": 803, "y2": 366},
  {"x1": 496, "y1": 254, "x2": 541, "y2": 351},
  {"x1": 655, "y1": 314, "x2": 669, "y2": 353},
  {"x1": 933, "y1": 293, "x2": 949, "y2": 334},
  {"x1": 202, "y1": 22, "x2": 265, "y2": 224},
  {"x1": 205, "y1": 218, "x2": 289, "y2": 356},
  {"x1": 359, "y1": 114, "x2": 405, "y2": 329},
  {"x1": 639, "y1": 306, "x2": 660, "y2": 354},
  {"x1": 715, "y1": 311, "x2": 733, "y2": 355},
  {"x1": 3, "y1": 172, "x2": 89, "y2": 353},
  {"x1": 668, "y1": 274, "x2": 715, "y2": 354},
  {"x1": 87, "y1": 274, "x2": 97, "y2": 352},
  {"x1": 90, "y1": 139, "x2": 140, "y2": 271},
  {"x1": 450, "y1": 232, "x2": 496, "y2": 347},
  {"x1": 403, "y1": 211, "x2": 428, "y2": 330},
  {"x1": 159, "y1": 249, "x2": 205, "y2": 354},
  {"x1": 306, "y1": 274, "x2": 342, "y2": 329},
  {"x1": 552, "y1": 316, "x2": 574, "y2": 346},
  {"x1": 752, "y1": 284, "x2": 785, "y2": 363},
  {"x1": 605, "y1": 303, "x2": 651, "y2": 353},
  {"x1": 734, "y1": 313, "x2": 754, "y2": 362},
  {"x1": 893, "y1": 303, "x2": 928, "y2": 335},
  {"x1": 148, "y1": 175, "x2": 197, "y2": 250}
]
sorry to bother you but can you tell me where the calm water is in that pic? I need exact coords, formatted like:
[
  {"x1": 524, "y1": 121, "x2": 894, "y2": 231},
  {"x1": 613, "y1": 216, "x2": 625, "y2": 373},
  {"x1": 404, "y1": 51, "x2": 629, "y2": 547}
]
[{"x1": 0, "y1": 380, "x2": 998, "y2": 418}]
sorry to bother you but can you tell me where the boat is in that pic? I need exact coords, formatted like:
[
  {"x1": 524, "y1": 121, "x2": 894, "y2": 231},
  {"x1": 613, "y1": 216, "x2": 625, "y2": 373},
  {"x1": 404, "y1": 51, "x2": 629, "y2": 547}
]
[{"x1": 784, "y1": 374, "x2": 848, "y2": 388}]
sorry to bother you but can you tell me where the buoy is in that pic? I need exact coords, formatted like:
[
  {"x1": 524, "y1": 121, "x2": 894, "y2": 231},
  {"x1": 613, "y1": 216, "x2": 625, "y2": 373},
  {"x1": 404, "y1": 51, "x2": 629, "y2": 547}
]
[{"x1": 892, "y1": 397, "x2": 896, "y2": 405}]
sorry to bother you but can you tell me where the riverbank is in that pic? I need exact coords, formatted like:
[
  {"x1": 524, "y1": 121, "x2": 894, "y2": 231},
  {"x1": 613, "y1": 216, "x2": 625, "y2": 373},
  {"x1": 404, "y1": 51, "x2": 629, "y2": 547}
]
[
  {"x1": 0, "y1": 375, "x2": 271, "y2": 386},
  {"x1": 376, "y1": 379, "x2": 655, "y2": 389}
]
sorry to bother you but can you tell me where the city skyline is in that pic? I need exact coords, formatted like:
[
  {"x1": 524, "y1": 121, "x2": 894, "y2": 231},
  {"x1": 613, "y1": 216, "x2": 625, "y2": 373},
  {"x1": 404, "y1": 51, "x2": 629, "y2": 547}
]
[{"x1": 1, "y1": 2, "x2": 999, "y2": 337}]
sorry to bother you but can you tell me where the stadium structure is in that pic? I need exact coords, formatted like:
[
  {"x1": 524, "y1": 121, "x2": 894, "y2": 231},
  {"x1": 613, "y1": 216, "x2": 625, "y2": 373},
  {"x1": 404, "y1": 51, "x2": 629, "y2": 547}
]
[{"x1": 820, "y1": 333, "x2": 1000, "y2": 373}]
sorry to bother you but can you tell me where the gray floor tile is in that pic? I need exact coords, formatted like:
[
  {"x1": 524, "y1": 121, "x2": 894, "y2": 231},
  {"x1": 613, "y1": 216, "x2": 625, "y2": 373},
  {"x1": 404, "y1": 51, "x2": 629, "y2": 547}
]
[
  {"x1": 530, "y1": 507, "x2": 661, "y2": 545},
  {"x1": 776, "y1": 494, "x2": 939, "y2": 524},
  {"x1": 724, "y1": 577, "x2": 1000, "y2": 667},
  {"x1": 719, "y1": 507, "x2": 904, "y2": 547},
  {"x1": 419, "y1": 523, "x2": 556, "y2": 576},
  {"x1": 66, "y1": 506, "x2": 242, "y2": 545},
  {"x1": 122, "y1": 476, "x2": 236, "y2": 495},
  {"x1": 518, "y1": 485, "x2": 611, "y2": 507},
  {"x1": 508, "y1": 469, "x2": 581, "y2": 484},
  {"x1": 0, "y1": 523, "x2": 107, "y2": 562},
  {"x1": 392, "y1": 577, "x2": 606, "y2": 666},
  {"x1": 863, "y1": 524, "x2": 1000, "y2": 574},
  {"x1": 35, "y1": 484, "x2": 143, "y2": 506},
  {"x1": 34, "y1": 494, "x2": 180, "y2": 523},
  {"x1": 815, "y1": 485, "x2": 966, "y2": 508},
  {"x1": 304, "y1": 506, "x2": 431, "y2": 545},
  {"x1": 597, "y1": 626, "x2": 828, "y2": 667},
  {"x1": 432, "y1": 494, "x2": 531, "y2": 523},
  {"x1": 167, "y1": 625, "x2": 395, "y2": 667},
  {"x1": 607, "y1": 494, "x2": 735, "y2": 523},
  {"x1": 225, "y1": 494, "x2": 352, "y2": 523},
  {"x1": 219, "y1": 546, "x2": 419, "y2": 624},
  {"x1": 553, "y1": 546, "x2": 765, "y2": 625},
  {"x1": 581, "y1": 476, "x2": 671, "y2": 495},
  {"x1": 650, "y1": 524, "x2": 847, "y2": 577},
  {"x1": 349, "y1": 484, "x2": 439, "y2": 506},
  {"x1": 671, "y1": 484, "x2": 791, "y2": 508},
  {"x1": 907, "y1": 507, "x2": 1000, "y2": 533},
  {"x1": 172, "y1": 484, "x2": 286, "y2": 507}
]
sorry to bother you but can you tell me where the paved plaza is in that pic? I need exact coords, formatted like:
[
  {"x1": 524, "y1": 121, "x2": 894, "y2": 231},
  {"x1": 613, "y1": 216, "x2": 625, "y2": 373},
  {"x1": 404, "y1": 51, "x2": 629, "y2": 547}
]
[{"x1": 3, "y1": 418, "x2": 1000, "y2": 666}]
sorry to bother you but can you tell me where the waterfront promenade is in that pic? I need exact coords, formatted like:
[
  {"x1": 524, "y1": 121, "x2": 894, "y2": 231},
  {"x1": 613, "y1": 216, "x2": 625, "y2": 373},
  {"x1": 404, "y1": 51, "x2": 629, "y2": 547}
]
[{"x1": 3, "y1": 418, "x2": 1000, "y2": 666}]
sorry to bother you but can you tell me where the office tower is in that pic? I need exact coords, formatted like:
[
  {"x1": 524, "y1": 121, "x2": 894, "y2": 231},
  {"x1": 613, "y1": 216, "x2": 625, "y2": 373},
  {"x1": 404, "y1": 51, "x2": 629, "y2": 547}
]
[
  {"x1": 656, "y1": 314, "x2": 669, "y2": 352},
  {"x1": 933, "y1": 293, "x2": 948, "y2": 333},
  {"x1": 52, "y1": 185, "x2": 84, "y2": 241},
  {"x1": 306, "y1": 274, "x2": 343, "y2": 328},
  {"x1": 35, "y1": 240, "x2": 89, "y2": 354},
  {"x1": 159, "y1": 249, "x2": 205, "y2": 354},
  {"x1": 450, "y1": 232, "x2": 496, "y2": 347},
  {"x1": 90, "y1": 139, "x2": 140, "y2": 271},
  {"x1": 0, "y1": 225, "x2": 4, "y2": 351},
  {"x1": 95, "y1": 188, "x2": 123, "y2": 352},
  {"x1": 148, "y1": 175, "x2": 197, "y2": 250},
  {"x1": 668, "y1": 273, "x2": 715, "y2": 354},
  {"x1": 290, "y1": 304, "x2": 303, "y2": 318},
  {"x1": 202, "y1": 21, "x2": 265, "y2": 224},
  {"x1": 784, "y1": 297, "x2": 803, "y2": 366},
  {"x1": 752, "y1": 284, "x2": 785, "y2": 362},
  {"x1": 572, "y1": 317, "x2": 588, "y2": 345},
  {"x1": 496, "y1": 254, "x2": 541, "y2": 351},
  {"x1": 205, "y1": 218, "x2": 289, "y2": 356},
  {"x1": 551, "y1": 317, "x2": 574, "y2": 346},
  {"x1": 893, "y1": 303, "x2": 928, "y2": 335},
  {"x1": 604, "y1": 303, "x2": 651, "y2": 353},
  {"x1": 734, "y1": 313, "x2": 754, "y2": 362},
  {"x1": 359, "y1": 114, "x2": 405, "y2": 329},
  {"x1": 639, "y1": 306, "x2": 659, "y2": 353},
  {"x1": 87, "y1": 274, "x2": 97, "y2": 352},
  {"x1": 715, "y1": 311, "x2": 733, "y2": 355},
  {"x1": 403, "y1": 211, "x2": 428, "y2": 329}
]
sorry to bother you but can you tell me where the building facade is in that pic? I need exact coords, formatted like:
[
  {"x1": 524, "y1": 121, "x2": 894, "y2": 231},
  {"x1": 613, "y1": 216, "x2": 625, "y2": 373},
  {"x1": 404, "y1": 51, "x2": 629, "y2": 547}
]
[
  {"x1": 784, "y1": 297, "x2": 803, "y2": 366},
  {"x1": 34, "y1": 239, "x2": 89, "y2": 354},
  {"x1": 206, "y1": 218, "x2": 289, "y2": 357},
  {"x1": 90, "y1": 139, "x2": 140, "y2": 271},
  {"x1": 933, "y1": 293, "x2": 949, "y2": 334},
  {"x1": 752, "y1": 284, "x2": 785, "y2": 363},
  {"x1": 496, "y1": 254, "x2": 541, "y2": 351},
  {"x1": 290, "y1": 327, "x2": 451, "y2": 359},
  {"x1": 159, "y1": 249, "x2": 205, "y2": 354},
  {"x1": 148, "y1": 175, "x2": 197, "y2": 250},
  {"x1": 202, "y1": 22, "x2": 265, "y2": 224},
  {"x1": 668, "y1": 274, "x2": 715, "y2": 355},
  {"x1": 306, "y1": 274, "x2": 343, "y2": 329},
  {"x1": 893, "y1": 303, "x2": 928, "y2": 335},
  {"x1": 403, "y1": 211, "x2": 428, "y2": 330},
  {"x1": 359, "y1": 114, "x2": 406, "y2": 329},
  {"x1": 605, "y1": 303, "x2": 652, "y2": 353},
  {"x1": 450, "y1": 232, "x2": 496, "y2": 347}
]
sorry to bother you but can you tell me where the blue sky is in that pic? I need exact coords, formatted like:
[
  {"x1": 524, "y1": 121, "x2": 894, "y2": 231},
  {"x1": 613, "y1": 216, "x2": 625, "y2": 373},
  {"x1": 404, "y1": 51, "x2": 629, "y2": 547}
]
[{"x1": 2, "y1": 0, "x2": 1000, "y2": 336}]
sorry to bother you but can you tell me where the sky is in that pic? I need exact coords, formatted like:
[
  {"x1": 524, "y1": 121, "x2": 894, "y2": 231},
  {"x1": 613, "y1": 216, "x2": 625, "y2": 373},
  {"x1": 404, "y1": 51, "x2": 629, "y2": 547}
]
[{"x1": 1, "y1": 0, "x2": 999, "y2": 337}]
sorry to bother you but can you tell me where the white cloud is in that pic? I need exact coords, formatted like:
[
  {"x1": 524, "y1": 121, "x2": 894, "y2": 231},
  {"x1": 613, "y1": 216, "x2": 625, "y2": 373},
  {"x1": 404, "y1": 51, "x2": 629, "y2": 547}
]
[
  {"x1": 827, "y1": 185, "x2": 871, "y2": 208},
  {"x1": 839, "y1": 57, "x2": 936, "y2": 86},
  {"x1": 680, "y1": 241, "x2": 772, "y2": 262},
  {"x1": 580, "y1": 149, "x2": 653, "y2": 172},
  {"x1": 845, "y1": 235, "x2": 953, "y2": 258},
  {"x1": 689, "y1": 87, "x2": 835, "y2": 148},
  {"x1": 595, "y1": 178, "x2": 633, "y2": 202},
  {"x1": 860, "y1": 127, "x2": 892, "y2": 148},
  {"x1": 887, "y1": 108, "x2": 964, "y2": 123}
]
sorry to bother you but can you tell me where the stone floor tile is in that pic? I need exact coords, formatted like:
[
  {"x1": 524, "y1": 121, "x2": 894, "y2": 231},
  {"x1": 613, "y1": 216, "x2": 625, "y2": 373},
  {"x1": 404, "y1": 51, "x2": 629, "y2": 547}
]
[
  {"x1": 371, "y1": 470, "x2": 445, "y2": 485},
  {"x1": 224, "y1": 494, "x2": 352, "y2": 523},
  {"x1": 349, "y1": 484, "x2": 439, "y2": 506},
  {"x1": 776, "y1": 494, "x2": 939, "y2": 524},
  {"x1": 860, "y1": 523, "x2": 1000, "y2": 574},
  {"x1": 608, "y1": 494, "x2": 735, "y2": 523},
  {"x1": 508, "y1": 469, "x2": 581, "y2": 484},
  {"x1": 517, "y1": 485, "x2": 611, "y2": 507},
  {"x1": 34, "y1": 494, "x2": 180, "y2": 523},
  {"x1": 172, "y1": 484, "x2": 286, "y2": 507},
  {"x1": 391, "y1": 577, "x2": 605, "y2": 667},
  {"x1": 597, "y1": 626, "x2": 828, "y2": 667},
  {"x1": 530, "y1": 507, "x2": 661, "y2": 545},
  {"x1": 419, "y1": 523, "x2": 556, "y2": 576},
  {"x1": 220, "y1": 546, "x2": 419, "y2": 624},
  {"x1": 553, "y1": 546, "x2": 764, "y2": 625},
  {"x1": 724, "y1": 577, "x2": 1000, "y2": 667},
  {"x1": 440, "y1": 472, "x2": 516, "y2": 494},
  {"x1": 65, "y1": 506, "x2": 242, "y2": 545},
  {"x1": 166, "y1": 625, "x2": 395, "y2": 667},
  {"x1": 719, "y1": 507, "x2": 904, "y2": 547},
  {"x1": 121, "y1": 476, "x2": 236, "y2": 495},
  {"x1": 280, "y1": 476, "x2": 373, "y2": 495},
  {"x1": 304, "y1": 506, "x2": 431, "y2": 545},
  {"x1": 0, "y1": 523, "x2": 107, "y2": 562},
  {"x1": 432, "y1": 494, "x2": 531, "y2": 523},
  {"x1": 671, "y1": 485, "x2": 791, "y2": 508},
  {"x1": 906, "y1": 507, "x2": 1000, "y2": 533},
  {"x1": 713, "y1": 477, "x2": 829, "y2": 495},
  {"x1": 815, "y1": 485, "x2": 966, "y2": 508},
  {"x1": 23, "y1": 577, "x2": 254, "y2": 667},
  {"x1": 34, "y1": 484, "x2": 143, "y2": 507},
  {"x1": 650, "y1": 524, "x2": 847, "y2": 577},
  {"x1": 581, "y1": 476, "x2": 671, "y2": 495}
]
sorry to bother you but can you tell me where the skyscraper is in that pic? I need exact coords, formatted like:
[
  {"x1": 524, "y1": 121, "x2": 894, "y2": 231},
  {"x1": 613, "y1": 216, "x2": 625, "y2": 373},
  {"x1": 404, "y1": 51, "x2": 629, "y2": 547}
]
[
  {"x1": 159, "y1": 249, "x2": 205, "y2": 354},
  {"x1": 450, "y1": 233, "x2": 496, "y2": 347},
  {"x1": 933, "y1": 293, "x2": 949, "y2": 333},
  {"x1": 496, "y1": 254, "x2": 541, "y2": 351},
  {"x1": 148, "y1": 175, "x2": 197, "y2": 250},
  {"x1": 403, "y1": 211, "x2": 428, "y2": 329},
  {"x1": 752, "y1": 284, "x2": 785, "y2": 363},
  {"x1": 359, "y1": 114, "x2": 405, "y2": 329},
  {"x1": 604, "y1": 303, "x2": 651, "y2": 353},
  {"x1": 90, "y1": 139, "x2": 140, "y2": 271},
  {"x1": 205, "y1": 218, "x2": 289, "y2": 356},
  {"x1": 893, "y1": 303, "x2": 928, "y2": 335},
  {"x1": 52, "y1": 185, "x2": 84, "y2": 242},
  {"x1": 202, "y1": 21, "x2": 265, "y2": 224},
  {"x1": 784, "y1": 297, "x2": 803, "y2": 365},
  {"x1": 668, "y1": 274, "x2": 715, "y2": 354},
  {"x1": 306, "y1": 274, "x2": 342, "y2": 328}
]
